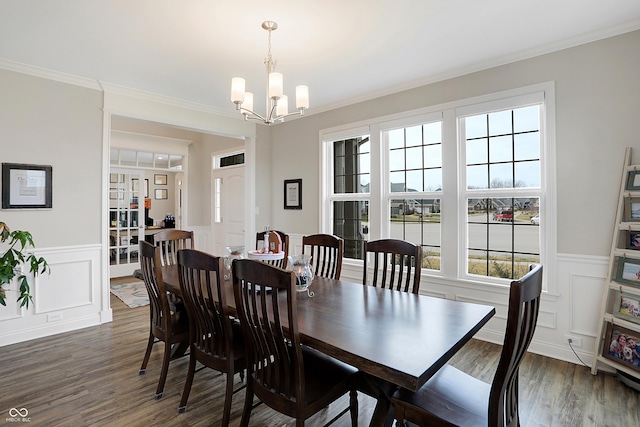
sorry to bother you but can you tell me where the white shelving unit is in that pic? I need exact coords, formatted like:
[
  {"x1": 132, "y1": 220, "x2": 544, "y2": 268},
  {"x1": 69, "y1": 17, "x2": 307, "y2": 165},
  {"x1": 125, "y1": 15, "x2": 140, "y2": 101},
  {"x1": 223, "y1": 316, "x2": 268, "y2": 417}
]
[{"x1": 592, "y1": 147, "x2": 640, "y2": 382}]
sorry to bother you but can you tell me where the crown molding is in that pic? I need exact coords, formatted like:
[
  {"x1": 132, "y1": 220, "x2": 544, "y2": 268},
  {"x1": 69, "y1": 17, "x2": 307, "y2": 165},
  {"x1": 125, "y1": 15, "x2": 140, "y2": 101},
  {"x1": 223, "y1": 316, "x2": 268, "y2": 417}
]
[{"x1": 0, "y1": 58, "x2": 102, "y2": 90}]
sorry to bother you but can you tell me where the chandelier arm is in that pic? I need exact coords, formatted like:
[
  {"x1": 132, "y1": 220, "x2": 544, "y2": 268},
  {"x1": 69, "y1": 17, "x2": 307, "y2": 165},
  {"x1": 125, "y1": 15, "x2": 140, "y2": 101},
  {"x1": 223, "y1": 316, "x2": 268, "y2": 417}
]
[{"x1": 238, "y1": 107, "x2": 268, "y2": 123}]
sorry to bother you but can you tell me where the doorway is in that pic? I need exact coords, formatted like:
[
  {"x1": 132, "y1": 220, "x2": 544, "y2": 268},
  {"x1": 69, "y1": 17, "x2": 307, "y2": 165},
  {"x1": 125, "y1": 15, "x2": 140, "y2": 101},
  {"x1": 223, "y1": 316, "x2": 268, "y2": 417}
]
[{"x1": 212, "y1": 151, "x2": 245, "y2": 256}]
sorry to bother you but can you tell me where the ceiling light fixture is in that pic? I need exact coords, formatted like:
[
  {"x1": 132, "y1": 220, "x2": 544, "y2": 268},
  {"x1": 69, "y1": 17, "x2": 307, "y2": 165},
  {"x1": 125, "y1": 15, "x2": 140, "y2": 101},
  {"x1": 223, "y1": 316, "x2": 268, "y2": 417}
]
[{"x1": 231, "y1": 21, "x2": 309, "y2": 125}]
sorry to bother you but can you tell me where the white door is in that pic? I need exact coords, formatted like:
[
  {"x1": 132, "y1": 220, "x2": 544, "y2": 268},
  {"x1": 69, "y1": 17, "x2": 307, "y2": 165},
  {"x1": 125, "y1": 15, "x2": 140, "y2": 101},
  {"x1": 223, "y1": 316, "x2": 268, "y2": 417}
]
[
  {"x1": 109, "y1": 170, "x2": 145, "y2": 277},
  {"x1": 212, "y1": 165, "x2": 245, "y2": 256}
]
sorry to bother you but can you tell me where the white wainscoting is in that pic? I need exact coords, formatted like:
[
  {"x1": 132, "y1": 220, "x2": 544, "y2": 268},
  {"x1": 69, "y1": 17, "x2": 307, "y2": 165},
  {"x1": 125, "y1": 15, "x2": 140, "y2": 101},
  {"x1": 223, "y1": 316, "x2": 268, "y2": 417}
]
[
  {"x1": 292, "y1": 232, "x2": 609, "y2": 368},
  {"x1": 0, "y1": 244, "x2": 105, "y2": 347}
]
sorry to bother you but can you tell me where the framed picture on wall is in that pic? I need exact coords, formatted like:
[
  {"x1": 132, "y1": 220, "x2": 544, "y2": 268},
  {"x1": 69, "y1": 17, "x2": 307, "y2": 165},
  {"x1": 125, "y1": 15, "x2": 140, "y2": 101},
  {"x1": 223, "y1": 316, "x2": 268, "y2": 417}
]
[
  {"x1": 2, "y1": 163, "x2": 53, "y2": 209},
  {"x1": 155, "y1": 189, "x2": 168, "y2": 200},
  {"x1": 624, "y1": 197, "x2": 640, "y2": 222},
  {"x1": 284, "y1": 179, "x2": 302, "y2": 210},
  {"x1": 154, "y1": 174, "x2": 167, "y2": 185},
  {"x1": 613, "y1": 290, "x2": 640, "y2": 325},
  {"x1": 602, "y1": 322, "x2": 640, "y2": 373},
  {"x1": 614, "y1": 256, "x2": 640, "y2": 289},
  {"x1": 627, "y1": 170, "x2": 640, "y2": 191}
]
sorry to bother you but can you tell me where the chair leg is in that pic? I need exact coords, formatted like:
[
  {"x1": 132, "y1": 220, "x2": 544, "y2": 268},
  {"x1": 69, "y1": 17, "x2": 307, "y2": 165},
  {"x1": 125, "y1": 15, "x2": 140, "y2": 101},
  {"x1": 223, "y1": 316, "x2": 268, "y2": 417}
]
[
  {"x1": 154, "y1": 340, "x2": 172, "y2": 399},
  {"x1": 221, "y1": 371, "x2": 236, "y2": 427},
  {"x1": 139, "y1": 332, "x2": 155, "y2": 375},
  {"x1": 349, "y1": 390, "x2": 359, "y2": 426},
  {"x1": 178, "y1": 350, "x2": 197, "y2": 412},
  {"x1": 240, "y1": 384, "x2": 253, "y2": 427}
]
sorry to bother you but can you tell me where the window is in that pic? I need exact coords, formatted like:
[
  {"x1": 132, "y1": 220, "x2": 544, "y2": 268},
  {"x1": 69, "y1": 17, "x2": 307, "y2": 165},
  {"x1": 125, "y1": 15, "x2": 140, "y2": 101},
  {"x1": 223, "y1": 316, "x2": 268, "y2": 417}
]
[
  {"x1": 385, "y1": 120, "x2": 443, "y2": 271},
  {"x1": 322, "y1": 84, "x2": 554, "y2": 288}
]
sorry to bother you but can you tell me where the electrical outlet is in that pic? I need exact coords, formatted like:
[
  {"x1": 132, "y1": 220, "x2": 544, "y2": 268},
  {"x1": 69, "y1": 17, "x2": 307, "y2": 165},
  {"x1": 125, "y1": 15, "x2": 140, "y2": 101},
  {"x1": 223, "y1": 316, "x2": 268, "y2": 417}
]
[
  {"x1": 47, "y1": 312, "x2": 63, "y2": 322},
  {"x1": 565, "y1": 335, "x2": 582, "y2": 348}
]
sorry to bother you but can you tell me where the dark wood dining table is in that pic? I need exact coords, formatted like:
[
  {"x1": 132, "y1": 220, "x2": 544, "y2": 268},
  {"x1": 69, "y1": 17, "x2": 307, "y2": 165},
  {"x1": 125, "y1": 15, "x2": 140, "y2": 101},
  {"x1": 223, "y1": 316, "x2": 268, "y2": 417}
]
[{"x1": 158, "y1": 264, "x2": 496, "y2": 393}]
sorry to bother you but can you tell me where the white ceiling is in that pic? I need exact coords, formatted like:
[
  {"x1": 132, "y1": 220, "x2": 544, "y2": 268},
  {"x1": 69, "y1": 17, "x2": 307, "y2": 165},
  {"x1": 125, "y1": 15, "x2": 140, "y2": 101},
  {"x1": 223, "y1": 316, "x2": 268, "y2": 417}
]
[{"x1": 1, "y1": 1, "x2": 640, "y2": 118}]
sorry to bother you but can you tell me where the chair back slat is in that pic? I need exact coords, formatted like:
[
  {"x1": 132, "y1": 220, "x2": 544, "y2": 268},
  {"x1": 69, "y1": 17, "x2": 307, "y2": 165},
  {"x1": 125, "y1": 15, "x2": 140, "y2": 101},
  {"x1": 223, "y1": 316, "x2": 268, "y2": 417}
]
[
  {"x1": 153, "y1": 229, "x2": 194, "y2": 267},
  {"x1": 233, "y1": 259, "x2": 303, "y2": 415},
  {"x1": 302, "y1": 233, "x2": 344, "y2": 279},
  {"x1": 177, "y1": 249, "x2": 234, "y2": 364},
  {"x1": 139, "y1": 241, "x2": 171, "y2": 331},
  {"x1": 255, "y1": 230, "x2": 290, "y2": 269},
  {"x1": 489, "y1": 263, "x2": 543, "y2": 426},
  {"x1": 363, "y1": 239, "x2": 422, "y2": 293}
]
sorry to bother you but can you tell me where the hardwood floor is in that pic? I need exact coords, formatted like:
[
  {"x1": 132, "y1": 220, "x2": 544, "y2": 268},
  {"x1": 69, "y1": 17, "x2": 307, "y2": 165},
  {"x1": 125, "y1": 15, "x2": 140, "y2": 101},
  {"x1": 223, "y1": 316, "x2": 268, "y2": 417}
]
[{"x1": 0, "y1": 277, "x2": 638, "y2": 426}]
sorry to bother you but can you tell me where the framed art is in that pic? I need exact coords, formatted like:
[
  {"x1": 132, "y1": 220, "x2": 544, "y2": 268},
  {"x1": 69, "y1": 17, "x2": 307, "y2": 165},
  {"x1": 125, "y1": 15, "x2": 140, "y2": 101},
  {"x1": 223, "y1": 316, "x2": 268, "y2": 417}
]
[
  {"x1": 629, "y1": 231, "x2": 640, "y2": 250},
  {"x1": 155, "y1": 189, "x2": 168, "y2": 200},
  {"x1": 602, "y1": 322, "x2": 640, "y2": 373},
  {"x1": 614, "y1": 256, "x2": 640, "y2": 289},
  {"x1": 613, "y1": 290, "x2": 640, "y2": 325},
  {"x1": 624, "y1": 197, "x2": 640, "y2": 222},
  {"x1": 284, "y1": 179, "x2": 302, "y2": 210},
  {"x1": 627, "y1": 170, "x2": 640, "y2": 191},
  {"x1": 2, "y1": 163, "x2": 53, "y2": 209},
  {"x1": 154, "y1": 174, "x2": 167, "y2": 185}
]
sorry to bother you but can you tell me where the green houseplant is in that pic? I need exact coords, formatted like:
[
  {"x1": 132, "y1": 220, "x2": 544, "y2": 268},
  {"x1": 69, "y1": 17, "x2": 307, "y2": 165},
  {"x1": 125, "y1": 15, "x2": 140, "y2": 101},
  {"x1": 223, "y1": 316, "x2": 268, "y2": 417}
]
[{"x1": 0, "y1": 221, "x2": 49, "y2": 308}]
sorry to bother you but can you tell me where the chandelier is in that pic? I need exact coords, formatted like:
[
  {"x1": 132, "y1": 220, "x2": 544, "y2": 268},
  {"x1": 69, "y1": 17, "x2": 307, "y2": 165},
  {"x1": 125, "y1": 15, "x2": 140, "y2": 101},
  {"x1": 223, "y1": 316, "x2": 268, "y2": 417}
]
[{"x1": 230, "y1": 21, "x2": 309, "y2": 125}]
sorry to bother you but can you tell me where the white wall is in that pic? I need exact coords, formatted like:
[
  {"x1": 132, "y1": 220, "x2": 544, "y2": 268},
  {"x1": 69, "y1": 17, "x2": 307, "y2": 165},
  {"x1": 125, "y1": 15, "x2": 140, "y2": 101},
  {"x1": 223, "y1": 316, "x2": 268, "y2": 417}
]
[{"x1": 265, "y1": 30, "x2": 640, "y2": 366}]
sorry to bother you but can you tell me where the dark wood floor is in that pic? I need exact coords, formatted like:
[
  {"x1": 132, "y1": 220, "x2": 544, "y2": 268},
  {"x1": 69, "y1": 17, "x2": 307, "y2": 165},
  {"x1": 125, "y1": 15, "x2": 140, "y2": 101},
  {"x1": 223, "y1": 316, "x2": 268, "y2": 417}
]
[{"x1": 0, "y1": 277, "x2": 638, "y2": 426}]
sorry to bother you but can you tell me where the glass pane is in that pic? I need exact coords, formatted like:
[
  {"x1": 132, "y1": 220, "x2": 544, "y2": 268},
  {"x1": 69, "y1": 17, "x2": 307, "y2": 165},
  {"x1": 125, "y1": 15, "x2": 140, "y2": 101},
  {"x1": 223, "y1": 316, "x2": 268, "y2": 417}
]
[
  {"x1": 514, "y1": 133, "x2": 539, "y2": 161},
  {"x1": 334, "y1": 176, "x2": 345, "y2": 193},
  {"x1": 359, "y1": 153, "x2": 371, "y2": 174},
  {"x1": 360, "y1": 138, "x2": 370, "y2": 154},
  {"x1": 489, "y1": 224, "x2": 513, "y2": 252},
  {"x1": 110, "y1": 148, "x2": 119, "y2": 165},
  {"x1": 155, "y1": 154, "x2": 169, "y2": 169},
  {"x1": 389, "y1": 149, "x2": 405, "y2": 171},
  {"x1": 424, "y1": 144, "x2": 441, "y2": 168},
  {"x1": 120, "y1": 150, "x2": 136, "y2": 167},
  {"x1": 514, "y1": 224, "x2": 540, "y2": 254},
  {"x1": 468, "y1": 222, "x2": 488, "y2": 250},
  {"x1": 489, "y1": 135, "x2": 512, "y2": 163},
  {"x1": 406, "y1": 147, "x2": 422, "y2": 169},
  {"x1": 388, "y1": 128, "x2": 404, "y2": 149},
  {"x1": 466, "y1": 138, "x2": 488, "y2": 164},
  {"x1": 138, "y1": 152, "x2": 153, "y2": 168},
  {"x1": 514, "y1": 105, "x2": 539, "y2": 133},
  {"x1": 406, "y1": 125, "x2": 422, "y2": 147},
  {"x1": 465, "y1": 115, "x2": 487, "y2": 139},
  {"x1": 169, "y1": 155, "x2": 184, "y2": 169},
  {"x1": 515, "y1": 160, "x2": 540, "y2": 188},
  {"x1": 424, "y1": 169, "x2": 442, "y2": 192},
  {"x1": 358, "y1": 174, "x2": 370, "y2": 192},
  {"x1": 390, "y1": 171, "x2": 405, "y2": 192},
  {"x1": 333, "y1": 200, "x2": 369, "y2": 260},
  {"x1": 488, "y1": 110, "x2": 512, "y2": 136},
  {"x1": 489, "y1": 163, "x2": 513, "y2": 188},
  {"x1": 467, "y1": 164, "x2": 488, "y2": 189},
  {"x1": 468, "y1": 199, "x2": 490, "y2": 223},
  {"x1": 424, "y1": 122, "x2": 441, "y2": 144},
  {"x1": 334, "y1": 155, "x2": 345, "y2": 175},
  {"x1": 334, "y1": 140, "x2": 345, "y2": 156},
  {"x1": 406, "y1": 170, "x2": 423, "y2": 192}
]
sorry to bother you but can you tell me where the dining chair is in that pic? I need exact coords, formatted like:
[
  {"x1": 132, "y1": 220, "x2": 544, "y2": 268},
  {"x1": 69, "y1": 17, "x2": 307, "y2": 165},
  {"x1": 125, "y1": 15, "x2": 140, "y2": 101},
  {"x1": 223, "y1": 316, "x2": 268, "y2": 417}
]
[
  {"x1": 255, "y1": 230, "x2": 290, "y2": 269},
  {"x1": 153, "y1": 229, "x2": 194, "y2": 266},
  {"x1": 232, "y1": 259, "x2": 359, "y2": 427},
  {"x1": 391, "y1": 264, "x2": 543, "y2": 427},
  {"x1": 302, "y1": 233, "x2": 344, "y2": 279},
  {"x1": 176, "y1": 249, "x2": 246, "y2": 425},
  {"x1": 363, "y1": 239, "x2": 423, "y2": 293},
  {"x1": 138, "y1": 240, "x2": 189, "y2": 399}
]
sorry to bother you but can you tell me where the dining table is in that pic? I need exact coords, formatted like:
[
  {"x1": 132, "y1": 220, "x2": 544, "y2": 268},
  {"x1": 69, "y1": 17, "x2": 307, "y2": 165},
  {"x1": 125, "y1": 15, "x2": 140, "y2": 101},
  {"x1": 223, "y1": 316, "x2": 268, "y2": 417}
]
[{"x1": 152, "y1": 263, "x2": 496, "y2": 425}]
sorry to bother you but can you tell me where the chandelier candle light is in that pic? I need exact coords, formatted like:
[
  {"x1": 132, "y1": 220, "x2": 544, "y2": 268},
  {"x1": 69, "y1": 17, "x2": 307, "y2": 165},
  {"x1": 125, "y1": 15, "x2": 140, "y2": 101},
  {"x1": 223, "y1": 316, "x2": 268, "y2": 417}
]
[{"x1": 231, "y1": 21, "x2": 309, "y2": 124}]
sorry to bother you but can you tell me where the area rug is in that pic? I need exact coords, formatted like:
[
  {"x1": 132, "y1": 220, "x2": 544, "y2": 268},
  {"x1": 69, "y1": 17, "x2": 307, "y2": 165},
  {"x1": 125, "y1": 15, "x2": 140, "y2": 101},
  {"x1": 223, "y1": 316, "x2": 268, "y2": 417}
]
[{"x1": 110, "y1": 281, "x2": 150, "y2": 308}]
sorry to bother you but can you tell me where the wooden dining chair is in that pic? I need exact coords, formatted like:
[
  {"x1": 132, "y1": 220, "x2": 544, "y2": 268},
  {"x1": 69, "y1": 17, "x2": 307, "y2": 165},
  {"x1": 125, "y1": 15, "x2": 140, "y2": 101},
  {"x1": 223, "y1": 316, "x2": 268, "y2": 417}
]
[
  {"x1": 391, "y1": 264, "x2": 543, "y2": 427},
  {"x1": 176, "y1": 249, "x2": 246, "y2": 425},
  {"x1": 232, "y1": 259, "x2": 359, "y2": 427},
  {"x1": 255, "y1": 230, "x2": 290, "y2": 269},
  {"x1": 302, "y1": 233, "x2": 344, "y2": 279},
  {"x1": 138, "y1": 240, "x2": 189, "y2": 399},
  {"x1": 153, "y1": 229, "x2": 194, "y2": 267},
  {"x1": 363, "y1": 239, "x2": 423, "y2": 293}
]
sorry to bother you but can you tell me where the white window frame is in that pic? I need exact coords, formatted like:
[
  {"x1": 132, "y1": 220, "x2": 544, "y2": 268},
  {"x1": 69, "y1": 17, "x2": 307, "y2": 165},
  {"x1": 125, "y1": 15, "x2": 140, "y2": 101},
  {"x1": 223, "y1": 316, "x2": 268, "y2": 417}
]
[{"x1": 320, "y1": 82, "x2": 557, "y2": 293}]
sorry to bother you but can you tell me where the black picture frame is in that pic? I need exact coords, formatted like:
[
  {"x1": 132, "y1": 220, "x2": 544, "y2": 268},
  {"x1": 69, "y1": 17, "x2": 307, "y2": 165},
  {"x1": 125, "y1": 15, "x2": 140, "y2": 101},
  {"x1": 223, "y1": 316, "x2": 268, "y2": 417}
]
[
  {"x1": 602, "y1": 322, "x2": 640, "y2": 373},
  {"x1": 284, "y1": 179, "x2": 302, "y2": 210},
  {"x1": 2, "y1": 163, "x2": 53, "y2": 209}
]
